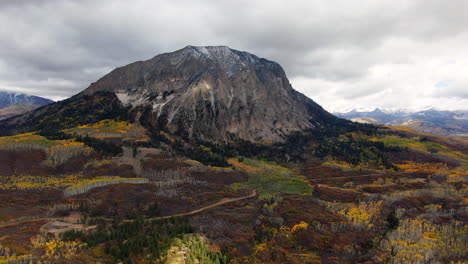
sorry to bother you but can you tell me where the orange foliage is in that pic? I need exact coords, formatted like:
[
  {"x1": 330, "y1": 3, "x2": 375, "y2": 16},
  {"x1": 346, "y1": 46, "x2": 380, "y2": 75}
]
[
  {"x1": 397, "y1": 161, "x2": 448, "y2": 174},
  {"x1": 228, "y1": 158, "x2": 263, "y2": 173}
]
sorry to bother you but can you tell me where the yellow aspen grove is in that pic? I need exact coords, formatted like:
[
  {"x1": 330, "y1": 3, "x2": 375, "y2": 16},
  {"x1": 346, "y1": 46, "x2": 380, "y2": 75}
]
[
  {"x1": 46, "y1": 142, "x2": 92, "y2": 166},
  {"x1": 63, "y1": 177, "x2": 149, "y2": 197}
]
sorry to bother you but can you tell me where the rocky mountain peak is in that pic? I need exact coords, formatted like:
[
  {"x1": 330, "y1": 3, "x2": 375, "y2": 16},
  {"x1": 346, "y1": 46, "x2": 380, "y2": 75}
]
[
  {"x1": 0, "y1": 46, "x2": 342, "y2": 142},
  {"x1": 183, "y1": 45, "x2": 258, "y2": 68},
  {"x1": 159, "y1": 45, "x2": 276, "y2": 78},
  {"x1": 82, "y1": 46, "x2": 340, "y2": 142}
]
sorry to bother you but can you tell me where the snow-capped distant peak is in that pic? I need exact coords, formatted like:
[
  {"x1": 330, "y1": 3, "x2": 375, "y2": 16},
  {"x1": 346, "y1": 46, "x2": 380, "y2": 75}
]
[{"x1": 0, "y1": 90, "x2": 54, "y2": 109}]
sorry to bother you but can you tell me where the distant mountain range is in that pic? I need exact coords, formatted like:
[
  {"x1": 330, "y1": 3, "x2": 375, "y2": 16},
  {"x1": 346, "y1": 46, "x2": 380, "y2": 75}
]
[
  {"x1": 0, "y1": 91, "x2": 53, "y2": 120},
  {"x1": 335, "y1": 108, "x2": 468, "y2": 138}
]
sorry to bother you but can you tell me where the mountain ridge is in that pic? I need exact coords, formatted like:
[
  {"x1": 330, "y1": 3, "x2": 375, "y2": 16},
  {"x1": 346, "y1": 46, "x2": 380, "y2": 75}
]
[
  {"x1": 335, "y1": 108, "x2": 468, "y2": 138},
  {"x1": 0, "y1": 91, "x2": 53, "y2": 120},
  {"x1": 0, "y1": 46, "x2": 345, "y2": 142},
  {"x1": 0, "y1": 90, "x2": 53, "y2": 109}
]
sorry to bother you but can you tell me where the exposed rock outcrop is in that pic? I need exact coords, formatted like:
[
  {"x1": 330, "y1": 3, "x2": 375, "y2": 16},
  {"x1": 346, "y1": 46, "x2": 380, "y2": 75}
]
[{"x1": 84, "y1": 46, "x2": 338, "y2": 142}]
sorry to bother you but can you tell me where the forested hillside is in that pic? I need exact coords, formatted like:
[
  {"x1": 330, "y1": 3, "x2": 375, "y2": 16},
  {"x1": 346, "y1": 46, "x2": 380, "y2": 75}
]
[{"x1": 0, "y1": 116, "x2": 466, "y2": 263}]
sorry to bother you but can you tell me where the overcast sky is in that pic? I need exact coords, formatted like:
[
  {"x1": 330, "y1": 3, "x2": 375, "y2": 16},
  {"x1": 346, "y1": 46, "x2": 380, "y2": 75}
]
[{"x1": 0, "y1": 0, "x2": 467, "y2": 112}]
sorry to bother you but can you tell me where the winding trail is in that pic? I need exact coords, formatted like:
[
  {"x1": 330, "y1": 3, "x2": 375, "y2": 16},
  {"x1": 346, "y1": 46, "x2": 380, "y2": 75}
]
[
  {"x1": 0, "y1": 189, "x2": 257, "y2": 229},
  {"x1": 126, "y1": 189, "x2": 257, "y2": 222},
  {"x1": 307, "y1": 173, "x2": 385, "y2": 181}
]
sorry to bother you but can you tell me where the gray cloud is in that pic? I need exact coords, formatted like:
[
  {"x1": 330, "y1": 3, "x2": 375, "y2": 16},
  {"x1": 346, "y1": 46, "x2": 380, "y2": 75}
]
[{"x1": 0, "y1": 0, "x2": 466, "y2": 111}]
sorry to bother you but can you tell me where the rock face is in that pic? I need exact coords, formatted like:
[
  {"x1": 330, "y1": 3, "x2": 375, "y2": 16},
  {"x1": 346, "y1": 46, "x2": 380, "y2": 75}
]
[
  {"x1": 83, "y1": 46, "x2": 337, "y2": 142},
  {"x1": 0, "y1": 46, "x2": 342, "y2": 141}
]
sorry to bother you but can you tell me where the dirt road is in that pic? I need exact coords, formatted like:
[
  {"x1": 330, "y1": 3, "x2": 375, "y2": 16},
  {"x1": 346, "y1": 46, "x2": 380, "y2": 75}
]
[
  {"x1": 132, "y1": 189, "x2": 257, "y2": 222},
  {"x1": 0, "y1": 189, "x2": 258, "y2": 229}
]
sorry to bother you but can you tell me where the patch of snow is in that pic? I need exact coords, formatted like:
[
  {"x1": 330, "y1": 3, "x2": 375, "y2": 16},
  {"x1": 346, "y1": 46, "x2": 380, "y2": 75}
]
[
  {"x1": 453, "y1": 113, "x2": 468, "y2": 120},
  {"x1": 196, "y1": 46, "x2": 210, "y2": 56},
  {"x1": 184, "y1": 46, "x2": 261, "y2": 77}
]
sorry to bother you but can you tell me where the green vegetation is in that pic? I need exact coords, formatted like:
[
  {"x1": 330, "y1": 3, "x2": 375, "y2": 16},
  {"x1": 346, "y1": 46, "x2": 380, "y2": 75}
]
[
  {"x1": 315, "y1": 133, "x2": 399, "y2": 170},
  {"x1": 230, "y1": 158, "x2": 313, "y2": 198},
  {"x1": 62, "y1": 230, "x2": 84, "y2": 241},
  {"x1": 171, "y1": 138, "x2": 229, "y2": 167},
  {"x1": 148, "y1": 121, "x2": 378, "y2": 168},
  {"x1": 0, "y1": 132, "x2": 59, "y2": 150},
  {"x1": 374, "y1": 134, "x2": 468, "y2": 164},
  {"x1": 38, "y1": 127, "x2": 124, "y2": 156},
  {"x1": 83, "y1": 218, "x2": 194, "y2": 263},
  {"x1": 0, "y1": 91, "x2": 129, "y2": 136},
  {"x1": 75, "y1": 135, "x2": 123, "y2": 156},
  {"x1": 387, "y1": 210, "x2": 399, "y2": 230},
  {"x1": 181, "y1": 235, "x2": 229, "y2": 264}
]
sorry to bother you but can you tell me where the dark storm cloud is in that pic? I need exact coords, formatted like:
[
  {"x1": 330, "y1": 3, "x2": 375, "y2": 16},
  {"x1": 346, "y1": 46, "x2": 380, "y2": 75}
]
[{"x1": 0, "y1": 0, "x2": 466, "y2": 110}]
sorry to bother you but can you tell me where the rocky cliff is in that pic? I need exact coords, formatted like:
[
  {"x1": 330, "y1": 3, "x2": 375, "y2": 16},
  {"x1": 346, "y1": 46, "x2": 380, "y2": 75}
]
[{"x1": 83, "y1": 46, "x2": 338, "y2": 142}]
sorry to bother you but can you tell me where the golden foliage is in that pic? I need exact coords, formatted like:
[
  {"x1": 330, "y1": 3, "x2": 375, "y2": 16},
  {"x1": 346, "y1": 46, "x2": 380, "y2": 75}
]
[
  {"x1": 344, "y1": 201, "x2": 382, "y2": 228},
  {"x1": 83, "y1": 159, "x2": 113, "y2": 169},
  {"x1": 253, "y1": 242, "x2": 268, "y2": 255},
  {"x1": 63, "y1": 119, "x2": 149, "y2": 142},
  {"x1": 397, "y1": 161, "x2": 467, "y2": 185},
  {"x1": 0, "y1": 254, "x2": 33, "y2": 264},
  {"x1": 397, "y1": 161, "x2": 448, "y2": 174},
  {"x1": 371, "y1": 133, "x2": 468, "y2": 165},
  {"x1": 0, "y1": 174, "x2": 81, "y2": 191},
  {"x1": 228, "y1": 158, "x2": 263, "y2": 174},
  {"x1": 324, "y1": 200, "x2": 383, "y2": 229},
  {"x1": 381, "y1": 213, "x2": 467, "y2": 264},
  {"x1": 31, "y1": 235, "x2": 86, "y2": 260},
  {"x1": 291, "y1": 221, "x2": 309, "y2": 233},
  {"x1": 0, "y1": 132, "x2": 58, "y2": 151},
  {"x1": 63, "y1": 176, "x2": 149, "y2": 197}
]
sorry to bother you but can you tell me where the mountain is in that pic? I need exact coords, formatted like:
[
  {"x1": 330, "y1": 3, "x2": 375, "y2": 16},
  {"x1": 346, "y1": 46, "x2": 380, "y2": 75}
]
[
  {"x1": 0, "y1": 91, "x2": 53, "y2": 120},
  {"x1": 0, "y1": 47, "x2": 467, "y2": 264},
  {"x1": 335, "y1": 108, "x2": 468, "y2": 138},
  {"x1": 0, "y1": 91, "x2": 53, "y2": 109},
  {"x1": 0, "y1": 46, "x2": 342, "y2": 141}
]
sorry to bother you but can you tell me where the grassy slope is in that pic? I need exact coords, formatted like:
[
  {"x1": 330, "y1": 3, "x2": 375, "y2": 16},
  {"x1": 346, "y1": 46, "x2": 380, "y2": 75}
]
[
  {"x1": 0, "y1": 105, "x2": 33, "y2": 120},
  {"x1": 229, "y1": 157, "x2": 313, "y2": 199}
]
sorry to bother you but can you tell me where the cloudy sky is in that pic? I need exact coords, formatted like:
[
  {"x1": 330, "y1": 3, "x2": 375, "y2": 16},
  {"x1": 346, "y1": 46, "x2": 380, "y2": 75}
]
[{"x1": 0, "y1": 0, "x2": 467, "y2": 112}]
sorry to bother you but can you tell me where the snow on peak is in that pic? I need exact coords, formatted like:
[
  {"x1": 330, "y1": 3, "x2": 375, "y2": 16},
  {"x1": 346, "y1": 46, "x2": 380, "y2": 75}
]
[{"x1": 176, "y1": 46, "x2": 261, "y2": 76}]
